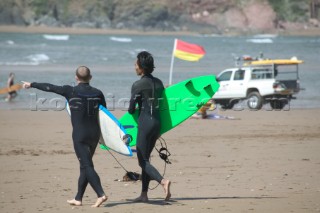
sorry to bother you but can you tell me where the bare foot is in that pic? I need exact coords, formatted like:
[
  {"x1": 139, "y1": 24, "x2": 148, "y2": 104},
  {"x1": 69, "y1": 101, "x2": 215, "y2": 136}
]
[
  {"x1": 161, "y1": 179, "x2": 171, "y2": 201},
  {"x1": 91, "y1": 195, "x2": 108, "y2": 208},
  {"x1": 67, "y1": 199, "x2": 82, "y2": 206},
  {"x1": 133, "y1": 195, "x2": 149, "y2": 203}
]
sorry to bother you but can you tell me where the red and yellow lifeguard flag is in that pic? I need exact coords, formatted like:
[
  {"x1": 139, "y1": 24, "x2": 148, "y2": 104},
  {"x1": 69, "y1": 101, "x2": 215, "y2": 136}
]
[{"x1": 173, "y1": 39, "x2": 206, "y2": 61}]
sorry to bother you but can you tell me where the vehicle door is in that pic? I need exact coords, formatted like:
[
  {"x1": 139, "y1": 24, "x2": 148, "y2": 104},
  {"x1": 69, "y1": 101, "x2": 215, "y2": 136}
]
[
  {"x1": 215, "y1": 70, "x2": 233, "y2": 98},
  {"x1": 227, "y1": 69, "x2": 246, "y2": 98}
]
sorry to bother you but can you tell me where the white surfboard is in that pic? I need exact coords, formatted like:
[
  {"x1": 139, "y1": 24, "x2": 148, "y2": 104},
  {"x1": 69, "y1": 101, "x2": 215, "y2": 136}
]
[
  {"x1": 66, "y1": 102, "x2": 132, "y2": 156},
  {"x1": 98, "y1": 105, "x2": 132, "y2": 156}
]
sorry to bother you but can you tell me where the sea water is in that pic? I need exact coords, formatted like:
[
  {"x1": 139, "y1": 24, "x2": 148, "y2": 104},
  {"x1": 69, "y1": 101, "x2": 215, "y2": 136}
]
[{"x1": 0, "y1": 32, "x2": 319, "y2": 110}]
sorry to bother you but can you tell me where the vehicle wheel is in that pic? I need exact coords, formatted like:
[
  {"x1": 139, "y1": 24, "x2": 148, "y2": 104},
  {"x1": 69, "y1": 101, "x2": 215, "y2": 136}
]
[
  {"x1": 220, "y1": 101, "x2": 234, "y2": 110},
  {"x1": 270, "y1": 99, "x2": 287, "y2": 110},
  {"x1": 247, "y1": 92, "x2": 263, "y2": 110}
]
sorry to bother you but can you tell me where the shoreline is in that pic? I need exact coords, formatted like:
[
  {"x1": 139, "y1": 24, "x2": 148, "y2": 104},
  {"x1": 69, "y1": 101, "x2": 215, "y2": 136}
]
[
  {"x1": 1, "y1": 25, "x2": 320, "y2": 36},
  {"x1": 0, "y1": 25, "x2": 198, "y2": 36}
]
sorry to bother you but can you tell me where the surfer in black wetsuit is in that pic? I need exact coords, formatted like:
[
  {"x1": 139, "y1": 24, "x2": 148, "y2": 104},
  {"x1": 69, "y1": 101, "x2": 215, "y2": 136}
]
[
  {"x1": 128, "y1": 51, "x2": 171, "y2": 202},
  {"x1": 22, "y1": 66, "x2": 108, "y2": 207},
  {"x1": 6, "y1": 72, "x2": 17, "y2": 101}
]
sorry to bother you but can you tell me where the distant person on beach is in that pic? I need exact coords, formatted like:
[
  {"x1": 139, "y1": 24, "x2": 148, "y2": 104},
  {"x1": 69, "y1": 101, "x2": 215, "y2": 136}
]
[
  {"x1": 192, "y1": 100, "x2": 214, "y2": 119},
  {"x1": 6, "y1": 72, "x2": 17, "y2": 101},
  {"x1": 22, "y1": 66, "x2": 108, "y2": 207},
  {"x1": 128, "y1": 51, "x2": 171, "y2": 202}
]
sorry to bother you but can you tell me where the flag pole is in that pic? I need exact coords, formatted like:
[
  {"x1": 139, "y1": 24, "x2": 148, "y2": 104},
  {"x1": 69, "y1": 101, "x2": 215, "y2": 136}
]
[{"x1": 169, "y1": 38, "x2": 177, "y2": 86}]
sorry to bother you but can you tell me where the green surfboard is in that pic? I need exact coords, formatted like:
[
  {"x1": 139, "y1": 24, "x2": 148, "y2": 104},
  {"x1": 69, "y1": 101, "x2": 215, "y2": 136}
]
[{"x1": 119, "y1": 75, "x2": 220, "y2": 147}]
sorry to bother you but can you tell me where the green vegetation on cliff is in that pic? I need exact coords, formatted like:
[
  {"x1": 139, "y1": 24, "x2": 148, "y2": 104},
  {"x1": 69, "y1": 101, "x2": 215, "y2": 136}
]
[
  {"x1": 268, "y1": 0, "x2": 310, "y2": 22},
  {"x1": 0, "y1": 0, "x2": 316, "y2": 33}
]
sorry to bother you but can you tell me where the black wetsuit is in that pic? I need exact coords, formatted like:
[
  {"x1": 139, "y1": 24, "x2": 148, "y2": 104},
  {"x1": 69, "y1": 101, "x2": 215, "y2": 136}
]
[
  {"x1": 128, "y1": 74, "x2": 164, "y2": 192},
  {"x1": 8, "y1": 77, "x2": 17, "y2": 96},
  {"x1": 31, "y1": 82, "x2": 106, "y2": 201}
]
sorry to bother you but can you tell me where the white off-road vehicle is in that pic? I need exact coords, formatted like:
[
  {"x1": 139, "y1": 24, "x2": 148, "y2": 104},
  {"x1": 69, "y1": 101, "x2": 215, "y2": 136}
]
[{"x1": 213, "y1": 56, "x2": 303, "y2": 110}]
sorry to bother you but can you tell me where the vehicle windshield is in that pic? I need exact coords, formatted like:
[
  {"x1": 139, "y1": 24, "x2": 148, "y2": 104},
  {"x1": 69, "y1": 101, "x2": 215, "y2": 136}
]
[{"x1": 217, "y1": 71, "x2": 232, "y2": 81}]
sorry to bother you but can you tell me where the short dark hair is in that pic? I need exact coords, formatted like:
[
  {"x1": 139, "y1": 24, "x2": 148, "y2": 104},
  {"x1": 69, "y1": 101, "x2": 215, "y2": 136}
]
[
  {"x1": 76, "y1": 66, "x2": 92, "y2": 82},
  {"x1": 137, "y1": 51, "x2": 155, "y2": 74}
]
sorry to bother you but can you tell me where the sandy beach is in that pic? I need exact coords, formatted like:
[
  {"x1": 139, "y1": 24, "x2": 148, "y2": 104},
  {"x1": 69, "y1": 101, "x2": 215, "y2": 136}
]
[
  {"x1": 1, "y1": 108, "x2": 320, "y2": 213},
  {"x1": 1, "y1": 25, "x2": 320, "y2": 36},
  {"x1": 1, "y1": 22, "x2": 320, "y2": 212}
]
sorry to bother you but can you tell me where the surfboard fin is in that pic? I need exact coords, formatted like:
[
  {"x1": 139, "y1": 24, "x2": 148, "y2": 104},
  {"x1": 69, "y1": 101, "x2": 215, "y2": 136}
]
[
  {"x1": 203, "y1": 84, "x2": 214, "y2": 96},
  {"x1": 185, "y1": 80, "x2": 201, "y2": 96}
]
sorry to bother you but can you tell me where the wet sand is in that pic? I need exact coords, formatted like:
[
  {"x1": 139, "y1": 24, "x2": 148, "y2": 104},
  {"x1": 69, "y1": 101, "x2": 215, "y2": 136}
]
[
  {"x1": 1, "y1": 25, "x2": 320, "y2": 36},
  {"x1": 0, "y1": 108, "x2": 320, "y2": 213}
]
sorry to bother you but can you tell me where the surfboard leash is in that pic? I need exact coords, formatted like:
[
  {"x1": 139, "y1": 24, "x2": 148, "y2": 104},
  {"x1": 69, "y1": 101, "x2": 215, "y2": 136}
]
[
  {"x1": 155, "y1": 136, "x2": 171, "y2": 165},
  {"x1": 106, "y1": 136, "x2": 172, "y2": 189},
  {"x1": 107, "y1": 149, "x2": 130, "y2": 173},
  {"x1": 148, "y1": 136, "x2": 171, "y2": 190}
]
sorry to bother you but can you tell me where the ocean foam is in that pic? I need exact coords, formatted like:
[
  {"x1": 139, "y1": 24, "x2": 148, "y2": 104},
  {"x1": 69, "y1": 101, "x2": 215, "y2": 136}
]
[
  {"x1": 253, "y1": 34, "x2": 278, "y2": 38},
  {"x1": 110, "y1": 37, "x2": 132, "y2": 42},
  {"x1": 246, "y1": 38, "x2": 273, "y2": 44},
  {"x1": 6, "y1": 40, "x2": 15, "y2": 45},
  {"x1": 43, "y1": 34, "x2": 69, "y2": 41},
  {"x1": 26, "y1": 54, "x2": 50, "y2": 65}
]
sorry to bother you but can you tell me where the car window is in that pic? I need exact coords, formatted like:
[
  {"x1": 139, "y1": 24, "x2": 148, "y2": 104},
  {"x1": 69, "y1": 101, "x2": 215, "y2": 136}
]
[
  {"x1": 217, "y1": 71, "x2": 232, "y2": 81},
  {"x1": 234, "y1": 70, "x2": 245, "y2": 80},
  {"x1": 275, "y1": 65, "x2": 299, "y2": 80},
  {"x1": 251, "y1": 68, "x2": 273, "y2": 79}
]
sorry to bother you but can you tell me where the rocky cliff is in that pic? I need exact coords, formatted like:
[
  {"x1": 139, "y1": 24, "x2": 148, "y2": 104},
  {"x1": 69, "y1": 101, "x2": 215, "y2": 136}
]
[{"x1": 0, "y1": 0, "x2": 317, "y2": 34}]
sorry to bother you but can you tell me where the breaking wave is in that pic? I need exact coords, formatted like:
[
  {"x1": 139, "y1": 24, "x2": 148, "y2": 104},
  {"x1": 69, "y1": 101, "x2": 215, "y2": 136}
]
[{"x1": 43, "y1": 34, "x2": 69, "y2": 41}]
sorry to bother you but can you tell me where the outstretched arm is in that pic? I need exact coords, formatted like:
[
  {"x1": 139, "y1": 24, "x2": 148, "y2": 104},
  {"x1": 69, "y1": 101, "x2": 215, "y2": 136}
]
[
  {"x1": 21, "y1": 81, "x2": 31, "y2": 89},
  {"x1": 22, "y1": 81, "x2": 67, "y2": 96}
]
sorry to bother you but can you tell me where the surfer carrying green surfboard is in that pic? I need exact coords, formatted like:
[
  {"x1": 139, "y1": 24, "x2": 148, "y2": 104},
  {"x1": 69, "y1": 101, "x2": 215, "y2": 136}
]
[
  {"x1": 128, "y1": 51, "x2": 171, "y2": 202},
  {"x1": 22, "y1": 66, "x2": 108, "y2": 207}
]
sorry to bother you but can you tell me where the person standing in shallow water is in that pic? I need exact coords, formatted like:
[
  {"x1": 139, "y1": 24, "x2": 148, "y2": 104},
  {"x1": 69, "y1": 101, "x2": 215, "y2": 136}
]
[
  {"x1": 128, "y1": 51, "x2": 171, "y2": 202},
  {"x1": 22, "y1": 66, "x2": 108, "y2": 207},
  {"x1": 6, "y1": 72, "x2": 17, "y2": 101}
]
